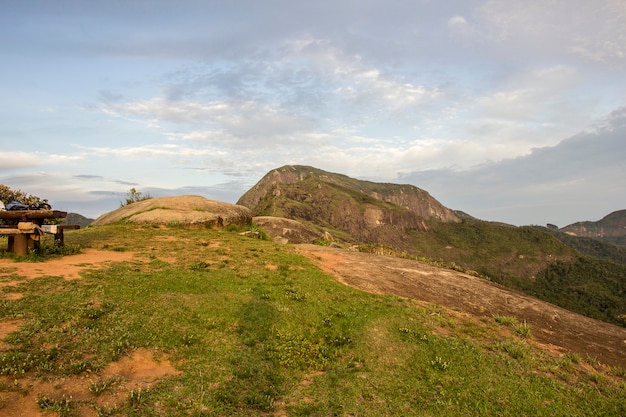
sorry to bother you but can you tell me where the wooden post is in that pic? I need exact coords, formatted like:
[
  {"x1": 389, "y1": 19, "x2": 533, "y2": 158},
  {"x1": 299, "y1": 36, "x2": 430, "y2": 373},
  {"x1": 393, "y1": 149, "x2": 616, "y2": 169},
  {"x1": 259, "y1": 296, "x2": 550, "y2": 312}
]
[{"x1": 13, "y1": 234, "x2": 28, "y2": 256}]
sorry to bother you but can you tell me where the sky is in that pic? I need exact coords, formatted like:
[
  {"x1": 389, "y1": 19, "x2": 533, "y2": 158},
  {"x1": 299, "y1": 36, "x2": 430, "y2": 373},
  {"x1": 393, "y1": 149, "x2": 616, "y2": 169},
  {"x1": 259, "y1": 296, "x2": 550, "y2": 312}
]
[{"x1": 1, "y1": 0, "x2": 625, "y2": 227}]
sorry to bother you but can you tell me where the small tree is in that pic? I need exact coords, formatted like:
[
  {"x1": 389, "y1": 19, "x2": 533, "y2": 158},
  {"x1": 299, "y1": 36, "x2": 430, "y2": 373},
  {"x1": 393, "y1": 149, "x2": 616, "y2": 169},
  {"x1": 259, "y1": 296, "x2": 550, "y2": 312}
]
[
  {"x1": 0, "y1": 184, "x2": 49, "y2": 208},
  {"x1": 120, "y1": 188, "x2": 154, "y2": 207}
]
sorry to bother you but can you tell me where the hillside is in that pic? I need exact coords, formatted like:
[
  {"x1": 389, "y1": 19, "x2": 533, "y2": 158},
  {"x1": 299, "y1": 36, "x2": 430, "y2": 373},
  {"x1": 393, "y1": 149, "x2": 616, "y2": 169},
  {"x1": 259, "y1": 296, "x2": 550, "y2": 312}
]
[
  {"x1": 239, "y1": 166, "x2": 626, "y2": 328},
  {"x1": 537, "y1": 225, "x2": 626, "y2": 266},
  {"x1": 239, "y1": 165, "x2": 460, "y2": 223},
  {"x1": 561, "y1": 209, "x2": 626, "y2": 246},
  {"x1": 1, "y1": 224, "x2": 625, "y2": 416}
]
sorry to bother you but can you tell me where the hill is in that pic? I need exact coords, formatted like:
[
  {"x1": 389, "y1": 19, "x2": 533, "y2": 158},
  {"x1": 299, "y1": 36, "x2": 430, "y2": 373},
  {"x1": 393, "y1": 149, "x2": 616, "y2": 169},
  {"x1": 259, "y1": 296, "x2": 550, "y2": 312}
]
[
  {"x1": 1, "y1": 224, "x2": 625, "y2": 416},
  {"x1": 61, "y1": 212, "x2": 94, "y2": 228},
  {"x1": 561, "y1": 209, "x2": 626, "y2": 246},
  {"x1": 238, "y1": 165, "x2": 460, "y2": 245},
  {"x1": 239, "y1": 166, "x2": 626, "y2": 328}
]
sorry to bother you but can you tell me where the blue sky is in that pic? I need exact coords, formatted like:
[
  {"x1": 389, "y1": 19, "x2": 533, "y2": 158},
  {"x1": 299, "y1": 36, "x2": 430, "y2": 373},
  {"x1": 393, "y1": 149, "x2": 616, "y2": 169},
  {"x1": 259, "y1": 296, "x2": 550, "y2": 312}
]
[{"x1": 1, "y1": 0, "x2": 625, "y2": 226}]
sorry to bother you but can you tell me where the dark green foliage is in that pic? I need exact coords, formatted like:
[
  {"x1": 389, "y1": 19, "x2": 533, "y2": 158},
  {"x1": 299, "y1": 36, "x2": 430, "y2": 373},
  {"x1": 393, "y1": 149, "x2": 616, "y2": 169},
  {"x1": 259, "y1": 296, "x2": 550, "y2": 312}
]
[
  {"x1": 403, "y1": 220, "x2": 626, "y2": 327},
  {"x1": 515, "y1": 257, "x2": 626, "y2": 326},
  {"x1": 408, "y1": 220, "x2": 576, "y2": 279}
]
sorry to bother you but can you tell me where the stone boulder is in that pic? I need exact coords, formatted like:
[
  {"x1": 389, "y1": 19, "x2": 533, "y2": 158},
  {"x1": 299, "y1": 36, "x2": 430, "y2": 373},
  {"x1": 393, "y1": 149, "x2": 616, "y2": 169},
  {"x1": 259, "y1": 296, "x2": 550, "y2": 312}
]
[
  {"x1": 253, "y1": 216, "x2": 320, "y2": 244},
  {"x1": 91, "y1": 195, "x2": 252, "y2": 227}
]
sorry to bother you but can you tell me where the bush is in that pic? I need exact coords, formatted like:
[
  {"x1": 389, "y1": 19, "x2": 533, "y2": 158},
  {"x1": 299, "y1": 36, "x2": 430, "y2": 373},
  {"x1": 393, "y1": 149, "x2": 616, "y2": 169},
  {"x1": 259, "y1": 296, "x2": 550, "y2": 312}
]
[{"x1": 120, "y1": 188, "x2": 154, "y2": 207}]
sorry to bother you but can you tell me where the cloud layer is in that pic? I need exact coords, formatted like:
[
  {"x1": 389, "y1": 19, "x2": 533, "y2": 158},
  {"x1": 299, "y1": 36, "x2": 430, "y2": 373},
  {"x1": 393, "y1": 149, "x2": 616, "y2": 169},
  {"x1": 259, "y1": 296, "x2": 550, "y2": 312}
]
[{"x1": 0, "y1": 0, "x2": 624, "y2": 224}]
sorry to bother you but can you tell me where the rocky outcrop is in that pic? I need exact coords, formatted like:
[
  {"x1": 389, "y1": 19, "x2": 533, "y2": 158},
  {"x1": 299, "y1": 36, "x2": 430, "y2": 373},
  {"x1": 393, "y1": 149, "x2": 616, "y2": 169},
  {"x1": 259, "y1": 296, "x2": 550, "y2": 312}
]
[
  {"x1": 252, "y1": 216, "x2": 320, "y2": 244},
  {"x1": 91, "y1": 195, "x2": 252, "y2": 227}
]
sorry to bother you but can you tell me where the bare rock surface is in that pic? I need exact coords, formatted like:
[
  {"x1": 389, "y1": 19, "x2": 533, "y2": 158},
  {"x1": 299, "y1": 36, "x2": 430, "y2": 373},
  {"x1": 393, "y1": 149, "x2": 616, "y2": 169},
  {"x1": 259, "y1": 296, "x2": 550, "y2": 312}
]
[
  {"x1": 253, "y1": 216, "x2": 320, "y2": 243},
  {"x1": 91, "y1": 195, "x2": 252, "y2": 227},
  {"x1": 298, "y1": 244, "x2": 626, "y2": 368}
]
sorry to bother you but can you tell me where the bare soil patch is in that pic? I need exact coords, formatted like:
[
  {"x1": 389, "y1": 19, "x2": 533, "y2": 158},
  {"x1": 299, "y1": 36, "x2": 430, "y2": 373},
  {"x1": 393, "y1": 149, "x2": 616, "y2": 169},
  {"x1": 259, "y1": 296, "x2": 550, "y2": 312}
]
[
  {"x1": 0, "y1": 349, "x2": 180, "y2": 417},
  {"x1": 0, "y1": 318, "x2": 24, "y2": 350},
  {"x1": 0, "y1": 250, "x2": 180, "y2": 416},
  {"x1": 298, "y1": 244, "x2": 626, "y2": 368},
  {"x1": 0, "y1": 249, "x2": 135, "y2": 280}
]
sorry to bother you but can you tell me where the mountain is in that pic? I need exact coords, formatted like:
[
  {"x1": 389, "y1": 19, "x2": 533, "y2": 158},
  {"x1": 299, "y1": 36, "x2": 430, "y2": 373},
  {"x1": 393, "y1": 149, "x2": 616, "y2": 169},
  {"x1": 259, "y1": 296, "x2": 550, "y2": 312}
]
[
  {"x1": 237, "y1": 165, "x2": 460, "y2": 245},
  {"x1": 61, "y1": 212, "x2": 94, "y2": 228},
  {"x1": 561, "y1": 210, "x2": 626, "y2": 246}
]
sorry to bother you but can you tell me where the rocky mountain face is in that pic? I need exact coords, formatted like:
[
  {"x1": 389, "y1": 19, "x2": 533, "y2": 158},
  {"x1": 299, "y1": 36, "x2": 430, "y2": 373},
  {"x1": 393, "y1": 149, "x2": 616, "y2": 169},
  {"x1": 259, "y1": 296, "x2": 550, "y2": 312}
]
[
  {"x1": 561, "y1": 210, "x2": 626, "y2": 246},
  {"x1": 237, "y1": 165, "x2": 460, "y2": 245}
]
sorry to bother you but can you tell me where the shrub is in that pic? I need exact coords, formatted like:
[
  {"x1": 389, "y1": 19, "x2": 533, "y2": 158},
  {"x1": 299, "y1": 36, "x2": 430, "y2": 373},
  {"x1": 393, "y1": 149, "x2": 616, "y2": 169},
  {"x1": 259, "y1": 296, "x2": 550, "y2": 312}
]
[{"x1": 120, "y1": 188, "x2": 154, "y2": 207}]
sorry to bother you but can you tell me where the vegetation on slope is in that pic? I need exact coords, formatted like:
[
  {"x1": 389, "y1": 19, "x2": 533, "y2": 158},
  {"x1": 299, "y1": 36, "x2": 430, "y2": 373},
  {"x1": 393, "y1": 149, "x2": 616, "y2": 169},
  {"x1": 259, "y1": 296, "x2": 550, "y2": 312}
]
[
  {"x1": 515, "y1": 257, "x2": 626, "y2": 327},
  {"x1": 238, "y1": 165, "x2": 460, "y2": 223},
  {"x1": 537, "y1": 226, "x2": 626, "y2": 266},
  {"x1": 1, "y1": 224, "x2": 624, "y2": 416},
  {"x1": 402, "y1": 220, "x2": 626, "y2": 328}
]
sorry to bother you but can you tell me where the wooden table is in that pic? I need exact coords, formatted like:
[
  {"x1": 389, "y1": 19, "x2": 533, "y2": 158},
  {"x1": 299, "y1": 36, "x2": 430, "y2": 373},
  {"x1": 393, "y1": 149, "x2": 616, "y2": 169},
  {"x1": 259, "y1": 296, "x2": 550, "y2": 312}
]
[{"x1": 0, "y1": 210, "x2": 70, "y2": 256}]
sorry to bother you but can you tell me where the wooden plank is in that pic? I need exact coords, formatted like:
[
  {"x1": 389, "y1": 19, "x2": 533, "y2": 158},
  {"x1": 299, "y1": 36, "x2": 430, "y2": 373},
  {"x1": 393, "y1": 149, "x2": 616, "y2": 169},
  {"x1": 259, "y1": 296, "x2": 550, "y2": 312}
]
[
  {"x1": 0, "y1": 229, "x2": 22, "y2": 235},
  {"x1": 0, "y1": 210, "x2": 67, "y2": 221},
  {"x1": 58, "y1": 225, "x2": 81, "y2": 231}
]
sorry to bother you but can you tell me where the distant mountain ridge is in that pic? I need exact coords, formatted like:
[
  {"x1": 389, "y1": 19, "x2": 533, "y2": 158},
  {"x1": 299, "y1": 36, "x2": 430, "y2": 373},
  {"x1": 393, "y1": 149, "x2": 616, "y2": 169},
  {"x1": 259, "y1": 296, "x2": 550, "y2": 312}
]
[
  {"x1": 561, "y1": 210, "x2": 626, "y2": 246},
  {"x1": 62, "y1": 213, "x2": 94, "y2": 228}
]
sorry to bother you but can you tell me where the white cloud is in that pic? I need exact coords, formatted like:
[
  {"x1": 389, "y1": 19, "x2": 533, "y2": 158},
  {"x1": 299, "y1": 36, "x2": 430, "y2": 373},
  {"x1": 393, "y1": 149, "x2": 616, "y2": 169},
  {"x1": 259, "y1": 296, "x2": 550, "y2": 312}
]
[
  {"x1": 0, "y1": 152, "x2": 82, "y2": 172},
  {"x1": 82, "y1": 144, "x2": 218, "y2": 159},
  {"x1": 447, "y1": 15, "x2": 478, "y2": 39},
  {"x1": 104, "y1": 97, "x2": 317, "y2": 140},
  {"x1": 0, "y1": 152, "x2": 41, "y2": 171},
  {"x1": 448, "y1": 15, "x2": 467, "y2": 29}
]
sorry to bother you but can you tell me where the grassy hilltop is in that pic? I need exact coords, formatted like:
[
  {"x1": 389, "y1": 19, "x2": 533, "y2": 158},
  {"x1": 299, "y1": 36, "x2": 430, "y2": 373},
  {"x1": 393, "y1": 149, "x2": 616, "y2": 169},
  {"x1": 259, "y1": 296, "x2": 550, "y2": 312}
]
[{"x1": 1, "y1": 224, "x2": 625, "y2": 416}]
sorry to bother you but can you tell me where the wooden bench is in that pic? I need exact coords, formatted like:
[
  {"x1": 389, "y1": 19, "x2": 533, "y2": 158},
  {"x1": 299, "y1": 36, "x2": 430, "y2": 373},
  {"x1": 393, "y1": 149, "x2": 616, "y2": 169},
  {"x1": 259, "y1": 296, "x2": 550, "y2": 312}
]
[
  {"x1": 0, "y1": 222, "x2": 80, "y2": 255},
  {"x1": 0, "y1": 222, "x2": 45, "y2": 255}
]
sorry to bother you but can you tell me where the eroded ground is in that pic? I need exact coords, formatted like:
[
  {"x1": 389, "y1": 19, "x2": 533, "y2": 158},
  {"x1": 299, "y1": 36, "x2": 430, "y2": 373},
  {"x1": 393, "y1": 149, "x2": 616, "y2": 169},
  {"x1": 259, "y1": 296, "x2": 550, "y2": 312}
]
[
  {"x1": 0, "y1": 249, "x2": 178, "y2": 417},
  {"x1": 298, "y1": 244, "x2": 626, "y2": 368}
]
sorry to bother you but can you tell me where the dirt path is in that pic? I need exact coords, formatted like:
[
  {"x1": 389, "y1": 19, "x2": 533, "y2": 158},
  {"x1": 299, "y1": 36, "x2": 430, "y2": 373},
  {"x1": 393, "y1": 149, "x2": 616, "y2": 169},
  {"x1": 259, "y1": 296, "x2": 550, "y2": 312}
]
[
  {"x1": 0, "y1": 248, "x2": 135, "y2": 280},
  {"x1": 298, "y1": 244, "x2": 626, "y2": 368}
]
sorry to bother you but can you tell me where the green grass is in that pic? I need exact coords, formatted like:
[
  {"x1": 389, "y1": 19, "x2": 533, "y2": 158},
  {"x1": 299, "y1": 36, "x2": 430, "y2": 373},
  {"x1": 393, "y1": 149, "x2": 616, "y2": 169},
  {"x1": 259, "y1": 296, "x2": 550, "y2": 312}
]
[{"x1": 0, "y1": 224, "x2": 625, "y2": 416}]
